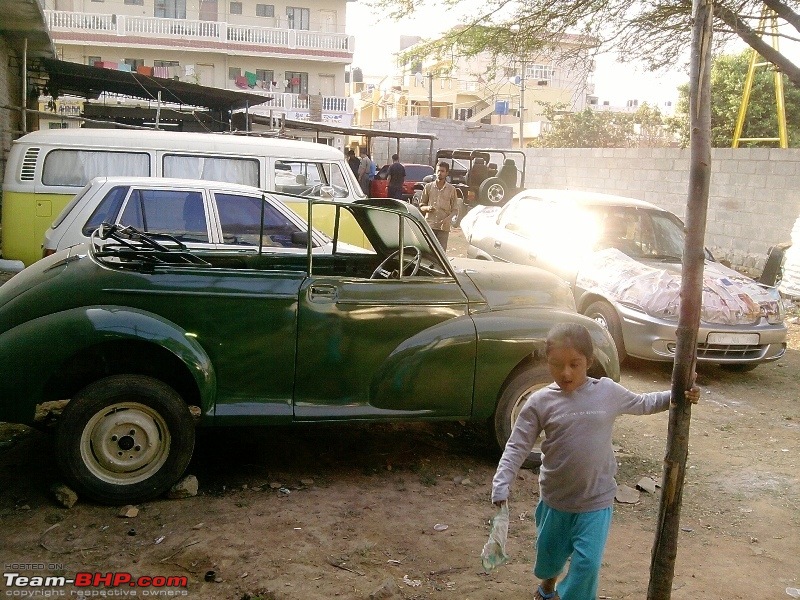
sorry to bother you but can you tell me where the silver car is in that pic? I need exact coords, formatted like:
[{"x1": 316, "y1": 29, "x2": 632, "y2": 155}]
[{"x1": 462, "y1": 189, "x2": 787, "y2": 371}]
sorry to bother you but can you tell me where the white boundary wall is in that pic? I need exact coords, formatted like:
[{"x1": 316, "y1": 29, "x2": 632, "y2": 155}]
[{"x1": 523, "y1": 147, "x2": 800, "y2": 275}]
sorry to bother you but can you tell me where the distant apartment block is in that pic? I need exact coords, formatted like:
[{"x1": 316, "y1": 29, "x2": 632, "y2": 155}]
[{"x1": 353, "y1": 32, "x2": 595, "y2": 147}]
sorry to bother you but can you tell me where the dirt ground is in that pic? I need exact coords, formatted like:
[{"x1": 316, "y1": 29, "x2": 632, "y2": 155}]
[{"x1": 0, "y1": 231, "x2": 798, "y2": 600}]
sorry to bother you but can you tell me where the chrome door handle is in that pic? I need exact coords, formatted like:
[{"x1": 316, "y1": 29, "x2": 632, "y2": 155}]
[
  {"x1": 309, "y1": 284, "x2": 337, "y2": 302},
  {"x1": 494, "y1": 241, "x2": 501, "y2": 248}
]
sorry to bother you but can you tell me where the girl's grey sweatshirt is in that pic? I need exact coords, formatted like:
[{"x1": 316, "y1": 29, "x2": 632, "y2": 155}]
[{"x1": 492, "y1": 377, "x2": 670, "y2": 512}]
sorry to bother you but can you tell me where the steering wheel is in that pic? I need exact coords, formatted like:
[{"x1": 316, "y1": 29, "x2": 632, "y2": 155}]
[
  {"x1": 299, "y1": 184, "x2": 324, "y2": 197},
  {"x1": 370, "y1": 246, "x2": 421, "y2": 279}
]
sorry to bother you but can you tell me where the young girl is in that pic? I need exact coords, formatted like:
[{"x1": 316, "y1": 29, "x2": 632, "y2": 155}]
[{"x1": 491, "y1": 322, "x2": 700, "y2": 600}]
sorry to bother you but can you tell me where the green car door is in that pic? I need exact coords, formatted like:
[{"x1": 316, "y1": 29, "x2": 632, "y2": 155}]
[{"x1": 294, "y1": 208, "x2": 477, "y2": 420}]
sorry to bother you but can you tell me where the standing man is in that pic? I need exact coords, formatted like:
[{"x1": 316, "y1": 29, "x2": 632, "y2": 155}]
[
  {"x1": 419, "y1": 161, "x2": 458, "y2": 250},
  {"x1": 357, "y1": 148, "x2": 371, "y2": 195},
  {"x1": 347, "y1": 149, "x2": 360, "y2": 177},
  {"x1": 387, "y1": 154, "x2": 406, "y2": 201}
]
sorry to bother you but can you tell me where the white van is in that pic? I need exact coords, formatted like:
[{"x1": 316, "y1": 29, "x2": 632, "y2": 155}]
[{"x1": 2, "y1": 129, "x2": 365, "y2": 265}]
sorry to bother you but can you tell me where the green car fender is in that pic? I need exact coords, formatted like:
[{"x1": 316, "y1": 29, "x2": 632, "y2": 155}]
[
  {"x1": 470, "y1": 309, "x2": 620, "y2": 421},
  {"x1": 0, "y1": 305, "x2": 216, "y2": 425}
]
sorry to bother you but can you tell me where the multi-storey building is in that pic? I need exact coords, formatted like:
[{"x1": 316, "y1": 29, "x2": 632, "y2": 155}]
[
  {"x1": 354, "y1": 33, "x2": 595, "y2": 148},
  {"x1": 41, "y1": 0, "x2": 355, "y2": 145}
]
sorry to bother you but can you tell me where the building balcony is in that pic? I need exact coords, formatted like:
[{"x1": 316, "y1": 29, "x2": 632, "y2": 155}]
[
  {"x1": 45, "y1": 10, "x2": 354, "y2": 63},
  {"x1": 247, "y1": 91, "x2": 354, "y2": 126}
]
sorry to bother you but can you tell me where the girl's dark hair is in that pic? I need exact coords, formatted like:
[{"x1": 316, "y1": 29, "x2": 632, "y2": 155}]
[{"x1": 546, "y1": 323, "x2": 594, "y2": 361}]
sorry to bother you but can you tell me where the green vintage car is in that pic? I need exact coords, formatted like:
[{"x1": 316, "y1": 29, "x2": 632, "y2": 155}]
[{"x1": 0, "y1": 196, "x2": 619, "y2": 504}]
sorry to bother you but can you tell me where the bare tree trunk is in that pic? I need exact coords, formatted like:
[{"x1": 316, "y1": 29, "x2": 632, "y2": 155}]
[{"x1": 647, "y1": 0, "x2": 712, "y2": 598}]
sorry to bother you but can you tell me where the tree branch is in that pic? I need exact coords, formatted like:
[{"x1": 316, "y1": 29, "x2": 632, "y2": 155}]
[
  {"x1": 762, "y1": 0, "x2": 800, "y2": 33},
  {"x1": 714, "y1": 2, "x2": 800, "y2": 87}
]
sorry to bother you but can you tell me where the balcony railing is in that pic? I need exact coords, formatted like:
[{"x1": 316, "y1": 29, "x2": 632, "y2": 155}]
[
  {"x1": 246, "y1": 91, "x2": 353, "y2": 114},
  {"x1": 45, "y1": 10, "x2": 354, "y2": 55}
]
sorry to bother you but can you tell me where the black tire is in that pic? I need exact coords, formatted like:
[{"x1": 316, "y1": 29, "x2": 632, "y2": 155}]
[
  {"x1": 720, "y1": 363, "x2": 760, "y2": 373},
  {"x1": 584, "y1": 300, "x2": 627, "y2": 363},
  {"x1": 478, "y1": 177, "x2": 508, "y2": 205},
  {"x1": 56, "y1": 375, "x2": 195, "y2": 505},
  {"x1": 492, "y1": 364, "x2": 552, "y2": 468}
]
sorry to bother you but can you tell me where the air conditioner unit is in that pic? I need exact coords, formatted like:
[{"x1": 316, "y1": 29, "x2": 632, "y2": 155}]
[{"x1": 537, "y1": 80, "x2": 548, "y2": 86}]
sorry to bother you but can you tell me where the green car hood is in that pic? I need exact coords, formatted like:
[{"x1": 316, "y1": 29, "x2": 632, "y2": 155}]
[{"x1": 450, "y1": 257, "x2": 575, "y2": 312}]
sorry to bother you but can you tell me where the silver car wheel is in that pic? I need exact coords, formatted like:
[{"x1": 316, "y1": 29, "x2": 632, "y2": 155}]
[{"x1": 80, "y1": 401, "x2": 171, "y2": 485}]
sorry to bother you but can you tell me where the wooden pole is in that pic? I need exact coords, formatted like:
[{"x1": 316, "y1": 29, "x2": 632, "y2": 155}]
[{"x1": 647, "y1": 0, "x2": 712, "y2": 598}]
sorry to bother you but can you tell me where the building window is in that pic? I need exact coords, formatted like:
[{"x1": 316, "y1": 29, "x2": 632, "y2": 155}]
[
  {"x1": 155, "y1": 0, "x2": 186, "y2": 19},
  {"x1": 286, "y1": 7, "x2": 309, "y2": 30},
  {"x1": 229, "y1": 67, "x2": 242, "y2": 81},
  {"x1": 154, "y1": 60, "x2": 180, "y2": 79},
  {"x1": 87, "y1": 56, "x2": 101, "y2": 67},
  {"x1": 49, "y1": 122, "x2": 69, "y2": 129},
  {"x1": 124, "y1": 58, "x2": 144, "y2": 71},
  {"x1": 256, "y1": 69, "x2": 274, "y2": 89},
  {"x1": 256, "y1": 4, "x2": 274, "y2": 17},
  {"x1": 285, "y1": 71, "x2": 308, "y2": 94},
  {"x1": 124, "y1": 0, "x2": 144, "y2": 5},
  {"x1": 229, "y1": 2, "x2": 242, "y2": 14},
  {"x1": 526, "y1": 64, "x2": 554, "y2": 81}
]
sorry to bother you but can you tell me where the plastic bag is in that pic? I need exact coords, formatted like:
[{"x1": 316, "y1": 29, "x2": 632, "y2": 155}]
[{"x1": 481, "y1": 502, "x2": 510, "y2": 571}]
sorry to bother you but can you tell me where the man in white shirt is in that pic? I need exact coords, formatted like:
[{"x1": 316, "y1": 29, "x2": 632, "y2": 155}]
[{"x1": 419, "y1": 161, "x2": 458, "y2": 250}]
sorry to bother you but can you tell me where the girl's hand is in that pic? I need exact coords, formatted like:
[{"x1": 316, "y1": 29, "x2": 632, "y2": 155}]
[{"x1": 685, "y1": 385, "x2": 700, "y2": 404}]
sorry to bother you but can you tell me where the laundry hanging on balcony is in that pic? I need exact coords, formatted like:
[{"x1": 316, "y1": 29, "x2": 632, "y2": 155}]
[
  {"x1": 245, "y1": 71, "x2": 257, "y2": 88},
  {"x1": 235, "y1": 75, "x2": 250, "y2": 89}
]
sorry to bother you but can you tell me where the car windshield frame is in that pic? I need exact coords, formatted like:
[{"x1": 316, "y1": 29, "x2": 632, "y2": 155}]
[{"x1": 307, "y1": 198, "x2": 454, "y2": 279}]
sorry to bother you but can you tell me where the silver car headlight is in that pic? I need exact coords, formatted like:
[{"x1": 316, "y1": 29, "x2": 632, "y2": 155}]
[{"x1": 763, "y1": 298, "x2": 785, "y2": 325}]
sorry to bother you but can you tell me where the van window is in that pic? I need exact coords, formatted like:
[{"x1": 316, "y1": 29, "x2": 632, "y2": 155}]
[
  {"x1": 275, "y1": 160, "x2": 350, "y2": 197},
  {"x1": 119, "y1": 189, "x2": 210, "y2": 243},
  {"x1": 324, "y1": 163, "x2": 350, "y2": 198},
  {"x1": 163, "y1": 155, "x2": 259, "y2": 186},
  {"x1": 82, "y1": 186, "x2": 131, "y2": 236},
  {"x1": 43, "y1": 151, "x2": 150, "y2": 186},
  {"x1": 215, "y1": 193, "x2": 305, "y2": 248}
]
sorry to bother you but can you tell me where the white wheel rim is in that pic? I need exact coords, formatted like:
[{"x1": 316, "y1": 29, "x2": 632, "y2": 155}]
[
  {"x1": 80, "y1": 402, "x2": 171, "y2": 485},
  {"x1": 592, "y1": 313, "x2": 609, "y2": 330},
  {"x1": 510, "y1": 381, "x2": 549, "y2": 452},
  {"x1": 488, "y1": 184, "x2": 505, "y2": 203}
]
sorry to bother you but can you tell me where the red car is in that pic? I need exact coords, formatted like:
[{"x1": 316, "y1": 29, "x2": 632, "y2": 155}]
[{"x1": 370, "y1": 163, "x2": 435, "y2": 200}]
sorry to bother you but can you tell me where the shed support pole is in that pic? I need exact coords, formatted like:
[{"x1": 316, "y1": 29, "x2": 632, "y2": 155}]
[{"x1": 22, "y1": 38, "x2": 28, "y2": 134}]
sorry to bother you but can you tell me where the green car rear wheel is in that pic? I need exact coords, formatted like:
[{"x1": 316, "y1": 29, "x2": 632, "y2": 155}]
[
  {"x1": 492, "y1": 364, "x2": 551, "y2": 468},
  {"x1": 56, "y1": 375, "x2": 195, "y2": 505}
]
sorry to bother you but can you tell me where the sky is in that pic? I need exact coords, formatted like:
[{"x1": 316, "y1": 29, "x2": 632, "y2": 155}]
[{"x1": 345, "y1": 2, "x2": 690, "y2": 109}]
